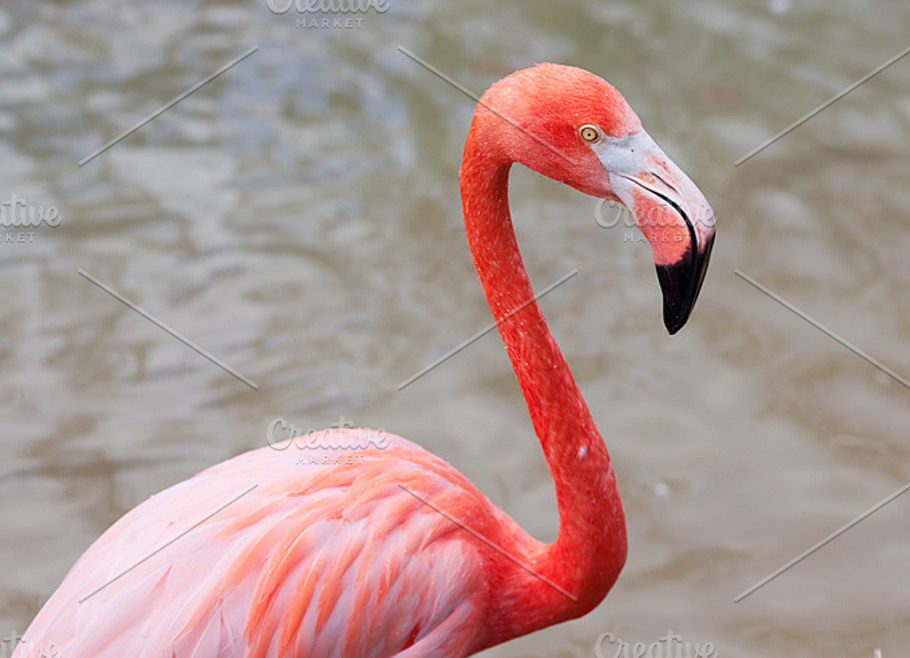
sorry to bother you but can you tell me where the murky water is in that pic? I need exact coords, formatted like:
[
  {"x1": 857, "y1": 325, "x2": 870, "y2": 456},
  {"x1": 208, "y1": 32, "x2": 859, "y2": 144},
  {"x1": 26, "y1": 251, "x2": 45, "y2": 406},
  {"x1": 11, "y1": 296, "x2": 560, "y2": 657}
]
[{"x1": 2, "y1": 1, "x2": 909, "y2": 656}]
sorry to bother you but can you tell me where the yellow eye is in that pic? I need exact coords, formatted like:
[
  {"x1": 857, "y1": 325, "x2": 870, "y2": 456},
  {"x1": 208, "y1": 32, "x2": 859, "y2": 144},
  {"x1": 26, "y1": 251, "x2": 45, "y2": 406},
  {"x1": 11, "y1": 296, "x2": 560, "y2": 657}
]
[{"x1": 579, "y1": 125, "x2": 600, "y2": 143}]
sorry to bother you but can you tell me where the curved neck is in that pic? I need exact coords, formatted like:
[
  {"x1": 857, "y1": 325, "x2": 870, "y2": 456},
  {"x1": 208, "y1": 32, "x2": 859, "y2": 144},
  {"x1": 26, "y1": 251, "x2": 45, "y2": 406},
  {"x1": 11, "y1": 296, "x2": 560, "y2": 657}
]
[{"x1": 460, "y1": 133, "x2": 626, "y2": 646}]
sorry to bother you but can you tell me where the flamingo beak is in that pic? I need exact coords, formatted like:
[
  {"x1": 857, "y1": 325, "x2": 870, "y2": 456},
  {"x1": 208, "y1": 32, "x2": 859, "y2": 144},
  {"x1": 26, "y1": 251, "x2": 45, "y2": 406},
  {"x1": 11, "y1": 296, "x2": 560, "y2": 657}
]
[
  {"x1": 655, "y1": 228, "x2": 714, "y2": 334},
  {"x1": 594, "y1": 132, "x2": 716, "y2": 334}
]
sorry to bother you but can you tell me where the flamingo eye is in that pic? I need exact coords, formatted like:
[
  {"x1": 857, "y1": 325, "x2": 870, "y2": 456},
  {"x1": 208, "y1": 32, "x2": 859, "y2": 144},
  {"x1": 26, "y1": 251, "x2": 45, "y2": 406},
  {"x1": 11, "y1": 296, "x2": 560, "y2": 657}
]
[{"x1": 579, "y1": 125, "x2": 601, "y2": 143}]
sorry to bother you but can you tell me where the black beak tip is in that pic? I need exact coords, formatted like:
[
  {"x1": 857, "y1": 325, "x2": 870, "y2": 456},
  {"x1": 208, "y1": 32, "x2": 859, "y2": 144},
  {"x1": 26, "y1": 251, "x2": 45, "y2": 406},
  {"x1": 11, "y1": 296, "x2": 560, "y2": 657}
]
[
  {"x1": 660, "y1": 272, "x2": 692, "y2": 335},
  {"x1": 656, "y1": 235, "x2": 715, "y2": 335},
  {"x1": 664, "y1": 309, "x2": 687, "y2": 336}
]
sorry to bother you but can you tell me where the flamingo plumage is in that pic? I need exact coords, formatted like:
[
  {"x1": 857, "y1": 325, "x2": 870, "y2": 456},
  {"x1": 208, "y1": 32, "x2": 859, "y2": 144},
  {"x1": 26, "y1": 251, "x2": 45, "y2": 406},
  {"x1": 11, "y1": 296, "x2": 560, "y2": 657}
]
[{"x1": 15, "y1": 63, "x2": 715, "y2": 658}]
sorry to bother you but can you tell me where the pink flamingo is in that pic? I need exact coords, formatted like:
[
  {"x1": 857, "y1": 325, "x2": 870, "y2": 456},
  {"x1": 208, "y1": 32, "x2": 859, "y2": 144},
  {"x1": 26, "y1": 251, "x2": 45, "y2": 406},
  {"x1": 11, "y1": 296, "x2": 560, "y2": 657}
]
[{"x1": 16, "y1": 63, "x2": 714, "y2": 657}]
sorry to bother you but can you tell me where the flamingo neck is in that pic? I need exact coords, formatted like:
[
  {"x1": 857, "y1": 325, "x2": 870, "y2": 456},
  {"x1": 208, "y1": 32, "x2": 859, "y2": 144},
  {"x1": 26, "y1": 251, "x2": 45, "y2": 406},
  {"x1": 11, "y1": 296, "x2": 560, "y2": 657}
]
[{"x1": 460, "y1": 135, "x2": 627, "y2": 646}]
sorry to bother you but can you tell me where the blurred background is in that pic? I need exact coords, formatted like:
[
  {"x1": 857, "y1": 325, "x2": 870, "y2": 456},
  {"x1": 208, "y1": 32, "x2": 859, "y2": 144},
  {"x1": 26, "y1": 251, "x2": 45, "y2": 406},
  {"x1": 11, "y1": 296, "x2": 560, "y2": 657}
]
[{"x1": 1, "y1": 1, "x2": 909, "y2": 656}]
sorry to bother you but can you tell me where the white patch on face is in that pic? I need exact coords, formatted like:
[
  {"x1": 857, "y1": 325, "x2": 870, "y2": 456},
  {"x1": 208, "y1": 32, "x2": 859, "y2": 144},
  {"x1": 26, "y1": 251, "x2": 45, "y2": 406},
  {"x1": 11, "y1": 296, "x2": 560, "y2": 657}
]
[
  {"x1": 591, "y1": 132, "x2": 656, "y2": 183},
  {"x1": 590, "y1": 131, "x2": 715, "y2": 245},
  {"x1": 577, "y1": 445, "x2": 587, "y2": 460},
  {"x1": 589, "y1": 132, "x2": 661, "y2": 230}
]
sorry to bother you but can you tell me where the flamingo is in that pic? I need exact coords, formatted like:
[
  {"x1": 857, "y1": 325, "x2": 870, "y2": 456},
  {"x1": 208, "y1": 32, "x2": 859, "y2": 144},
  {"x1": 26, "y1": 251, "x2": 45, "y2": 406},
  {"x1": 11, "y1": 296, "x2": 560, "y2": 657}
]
[{"x1": 15, "y1": 63, "x2": 715, "y2": 658}]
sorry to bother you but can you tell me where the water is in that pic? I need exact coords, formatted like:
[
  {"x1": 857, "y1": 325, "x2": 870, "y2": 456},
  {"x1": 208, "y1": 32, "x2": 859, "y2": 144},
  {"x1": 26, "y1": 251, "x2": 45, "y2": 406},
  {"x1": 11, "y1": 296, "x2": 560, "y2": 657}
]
[{"x1": 2, "y1": 1, "x2": 909, "y2": 656}]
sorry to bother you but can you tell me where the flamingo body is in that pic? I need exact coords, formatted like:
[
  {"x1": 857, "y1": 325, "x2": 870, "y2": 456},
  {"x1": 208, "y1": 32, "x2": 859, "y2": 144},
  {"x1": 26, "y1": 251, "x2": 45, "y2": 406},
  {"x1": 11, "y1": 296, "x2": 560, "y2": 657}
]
[
  {"x1": 16, "y1": 63, "x2": 714, "y2": 657},
  {"x1": 19, "y1": 432, "x2": 521, "y2": 657}
]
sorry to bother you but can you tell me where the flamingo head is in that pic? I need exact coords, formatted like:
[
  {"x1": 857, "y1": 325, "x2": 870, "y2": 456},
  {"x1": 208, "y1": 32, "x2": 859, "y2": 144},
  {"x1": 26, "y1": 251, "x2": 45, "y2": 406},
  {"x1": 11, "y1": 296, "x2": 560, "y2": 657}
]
[{"x1": 474, "y1": 63, "x2": 715, "y2": 333}]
